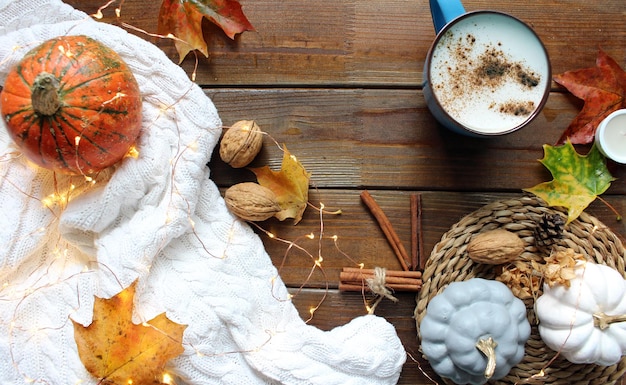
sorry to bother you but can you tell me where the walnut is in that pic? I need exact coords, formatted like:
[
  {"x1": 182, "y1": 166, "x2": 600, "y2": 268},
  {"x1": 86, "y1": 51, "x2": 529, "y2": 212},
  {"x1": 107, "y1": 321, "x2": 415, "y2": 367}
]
[
  {"x1": 219, "y1": 120, "x2": 263, "y2": 168},
  {"x1": 224, "y1": 182, "x2": 281, "y2": 221},
  {"x1": 467, "y1": 229, "x2": 524, "y2": 265}
]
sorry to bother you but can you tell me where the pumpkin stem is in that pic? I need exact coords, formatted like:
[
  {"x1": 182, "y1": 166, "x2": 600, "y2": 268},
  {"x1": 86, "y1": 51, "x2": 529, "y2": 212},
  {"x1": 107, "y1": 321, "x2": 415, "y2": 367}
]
[
  {"x1": 593, "y1": 312, "x2": 626, "y2": 330},
  {"x1": 476, "y1": 337, "x2": 498, "y2": 380},
  {"x1": 31, "y1": 72, "x2": 61, "y2": 116}
]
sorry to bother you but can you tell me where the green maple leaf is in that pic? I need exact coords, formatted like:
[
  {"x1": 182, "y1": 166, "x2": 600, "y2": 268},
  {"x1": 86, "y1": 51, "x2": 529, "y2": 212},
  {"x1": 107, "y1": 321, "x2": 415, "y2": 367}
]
[{"x1": 524, "y1": 141, "x2": 615, "y2": 224}]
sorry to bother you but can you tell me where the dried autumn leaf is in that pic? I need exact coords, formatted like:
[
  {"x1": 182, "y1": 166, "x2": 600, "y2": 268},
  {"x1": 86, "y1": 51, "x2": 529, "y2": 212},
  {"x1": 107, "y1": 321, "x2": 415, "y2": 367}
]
[
  {"x1": 497, "y1": 249, "x2": 586, "y2": 298},
  {"x1": 73, "y1": 281, "x2": 187, "y2": 385},
  {"x1": 542, "y1": 248, "x2": 586, "y2": 287},
  {"x1": 497, "y1": 260, "x2": 541, "y2": 300},
  {"x1": 251, "y1": 145, "x2": 311, "y2": 224},
  {"x1": 158, "y1": 0, "x2": 255, "y2": 62},
  {"x1": 554, "y1": 49, "x2": 626, "y2": 144},
  {"x1": 524, "y1": 140, "x2": 615, "y2": 224}
]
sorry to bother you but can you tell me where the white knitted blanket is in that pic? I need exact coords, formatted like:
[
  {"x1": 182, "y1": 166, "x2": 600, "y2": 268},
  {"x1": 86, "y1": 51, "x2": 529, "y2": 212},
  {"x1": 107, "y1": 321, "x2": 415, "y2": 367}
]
[{"x1": 0, "y1": 0, "x2": 406, "y2": 384}]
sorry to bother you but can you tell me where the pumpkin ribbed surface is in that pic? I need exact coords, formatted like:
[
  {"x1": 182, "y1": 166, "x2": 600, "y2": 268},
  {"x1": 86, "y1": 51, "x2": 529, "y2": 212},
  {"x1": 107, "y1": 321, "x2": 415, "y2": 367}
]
[{"x1": 0, "y1": 35, "x2": 142, "y2": 175}]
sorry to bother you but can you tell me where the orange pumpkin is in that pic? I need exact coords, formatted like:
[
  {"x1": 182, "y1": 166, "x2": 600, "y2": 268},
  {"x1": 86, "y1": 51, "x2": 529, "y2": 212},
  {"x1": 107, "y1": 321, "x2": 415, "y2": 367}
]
[{"x1": 0, "y1": 35, "x2": 142, "y2": 175}]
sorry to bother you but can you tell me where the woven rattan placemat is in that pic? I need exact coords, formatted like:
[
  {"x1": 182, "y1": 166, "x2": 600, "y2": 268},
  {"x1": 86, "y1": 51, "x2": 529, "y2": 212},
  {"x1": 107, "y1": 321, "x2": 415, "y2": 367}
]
[{"x1": 415, "y1": 195, "x2": 626, "y2": 384}]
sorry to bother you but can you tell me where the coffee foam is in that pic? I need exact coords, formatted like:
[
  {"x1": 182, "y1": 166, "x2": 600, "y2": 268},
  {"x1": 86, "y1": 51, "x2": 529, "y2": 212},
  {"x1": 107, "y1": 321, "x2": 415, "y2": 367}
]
[{"x1": 430, "y1": 17, "x2": 547, "y2": 134}]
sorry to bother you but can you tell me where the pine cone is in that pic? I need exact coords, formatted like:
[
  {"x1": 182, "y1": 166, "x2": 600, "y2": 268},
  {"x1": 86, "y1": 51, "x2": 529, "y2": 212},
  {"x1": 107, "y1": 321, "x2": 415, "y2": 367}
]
[{"x1": 534, "y1": 213, "x2": 565, "y2": 247}]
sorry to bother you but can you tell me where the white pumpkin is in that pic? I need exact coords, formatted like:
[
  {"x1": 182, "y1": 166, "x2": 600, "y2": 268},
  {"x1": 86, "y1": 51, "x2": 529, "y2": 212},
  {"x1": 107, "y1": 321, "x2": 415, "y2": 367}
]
[{"x1": 536, "y1": 261, "x2": 626, "y2": 366}]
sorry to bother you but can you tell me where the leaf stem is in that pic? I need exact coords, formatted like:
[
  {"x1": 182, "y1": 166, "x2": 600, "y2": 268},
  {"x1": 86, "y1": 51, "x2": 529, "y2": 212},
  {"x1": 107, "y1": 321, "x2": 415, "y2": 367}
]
[
  {"x1": 596, "y1": 195, "x2": 623, "y2": 221},
  {"x1": 307, "y1": 201, "x2": 342, "y2": 215}
]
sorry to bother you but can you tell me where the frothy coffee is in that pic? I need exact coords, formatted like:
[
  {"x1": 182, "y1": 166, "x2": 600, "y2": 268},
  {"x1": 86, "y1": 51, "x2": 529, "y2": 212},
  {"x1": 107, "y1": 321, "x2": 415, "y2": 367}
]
[{"x1": 429, "y1": 17, "x2": 548, "y2": 134}]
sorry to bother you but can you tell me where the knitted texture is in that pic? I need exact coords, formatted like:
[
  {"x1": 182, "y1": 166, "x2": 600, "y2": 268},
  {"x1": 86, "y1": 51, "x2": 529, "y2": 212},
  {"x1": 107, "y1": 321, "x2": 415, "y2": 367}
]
[{"x1": 0, "y1": 1, "x2": 406, "y2": 384}]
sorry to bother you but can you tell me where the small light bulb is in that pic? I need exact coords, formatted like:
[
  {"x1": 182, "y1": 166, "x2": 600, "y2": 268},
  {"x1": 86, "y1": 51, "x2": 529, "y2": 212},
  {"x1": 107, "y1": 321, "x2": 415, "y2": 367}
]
[
  {"x1": 162, "y1": 373, "x2": 173, "y2": 384},
  {"x1": 126, "y1": 146, "x2": 139, "y2": 159}
]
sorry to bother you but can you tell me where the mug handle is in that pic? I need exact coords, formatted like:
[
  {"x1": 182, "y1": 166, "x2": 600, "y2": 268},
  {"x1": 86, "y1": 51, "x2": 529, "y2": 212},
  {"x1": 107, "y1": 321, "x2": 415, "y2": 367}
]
[{"x1": 430, "y1": 0, "x2": 465, "y2": 33}]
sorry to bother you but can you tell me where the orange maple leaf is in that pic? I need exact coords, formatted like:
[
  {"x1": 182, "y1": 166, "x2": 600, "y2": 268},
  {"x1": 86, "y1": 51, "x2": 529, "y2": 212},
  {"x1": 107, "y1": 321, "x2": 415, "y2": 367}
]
[
  {"x1": 73, "y1": 281, "x2": 187, "y2": 385},
  {"x1": 251, "y1": 145, "x2": 311, "y2": 224},
  {"x1": 554, "y1": 49, "x2": 626, "y2": 144},
  {"x1": 158, "y1": 0, "x2": 255, "y2": 63}
]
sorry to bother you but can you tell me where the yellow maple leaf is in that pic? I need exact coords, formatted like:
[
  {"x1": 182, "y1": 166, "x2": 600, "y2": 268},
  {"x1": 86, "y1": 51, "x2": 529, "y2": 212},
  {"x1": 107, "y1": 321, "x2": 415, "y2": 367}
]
[
  {"x1": 251, "y1": 145, "x2": 311, "y2": 224},
  {"x1": 73, "y1": 280, "x2": 187, "y2": 385}
]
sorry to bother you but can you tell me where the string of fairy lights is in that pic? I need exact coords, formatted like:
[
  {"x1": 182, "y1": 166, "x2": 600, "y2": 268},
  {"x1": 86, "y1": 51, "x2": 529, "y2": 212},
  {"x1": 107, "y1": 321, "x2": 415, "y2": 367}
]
[{"x1": 0, "y1": 5, "x2": 403, "y2": 384}]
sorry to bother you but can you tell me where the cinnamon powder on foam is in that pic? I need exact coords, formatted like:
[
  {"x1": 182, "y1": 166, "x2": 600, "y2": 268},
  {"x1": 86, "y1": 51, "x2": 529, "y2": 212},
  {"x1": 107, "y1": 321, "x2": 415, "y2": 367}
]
[{"x1": 431, "y1": 30, "x2": 542, "y2": 133}]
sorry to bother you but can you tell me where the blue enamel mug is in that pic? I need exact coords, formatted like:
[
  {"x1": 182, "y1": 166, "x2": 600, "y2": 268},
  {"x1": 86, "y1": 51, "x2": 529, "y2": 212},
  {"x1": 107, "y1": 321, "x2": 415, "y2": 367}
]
[{"x1": 423, "y1": 0, "x2": 551, "y2": 137}]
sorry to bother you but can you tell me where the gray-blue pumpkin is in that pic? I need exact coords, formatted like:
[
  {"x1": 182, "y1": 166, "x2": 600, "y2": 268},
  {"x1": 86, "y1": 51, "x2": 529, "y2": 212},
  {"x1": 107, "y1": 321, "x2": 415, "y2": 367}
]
[{"x1": 420, "y1": 278, "x2": 530, "y2": 385}]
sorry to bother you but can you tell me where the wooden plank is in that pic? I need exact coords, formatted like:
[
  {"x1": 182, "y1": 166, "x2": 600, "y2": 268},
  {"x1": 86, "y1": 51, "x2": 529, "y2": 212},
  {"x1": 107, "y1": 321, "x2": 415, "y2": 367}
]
[
  {"x1": 208, "y1": 89, "x2": 626, "y2": 193},
  {"x1": 270, "y1": 191, "x2": 626, "y2": 384},
  {"x1": 49, "y1": 3, "x2": 626, "y2": 384},
  {"x1": 65, "y1": 0, "x2": 626, "y2": 87},
  {"x1": 249, "y1": 190, "x2": 626, "y2": 287}
]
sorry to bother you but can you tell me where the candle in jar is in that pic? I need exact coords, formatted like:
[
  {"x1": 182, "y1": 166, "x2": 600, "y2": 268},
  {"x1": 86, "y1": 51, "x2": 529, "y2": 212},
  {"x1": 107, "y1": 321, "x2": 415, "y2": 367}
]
[{"x1": 595, "y1": 109, "x2": 626, "y2": 164}]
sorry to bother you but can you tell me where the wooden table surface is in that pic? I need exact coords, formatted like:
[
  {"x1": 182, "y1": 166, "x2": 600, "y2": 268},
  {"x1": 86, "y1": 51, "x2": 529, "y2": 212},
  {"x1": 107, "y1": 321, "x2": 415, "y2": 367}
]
[{"x1": 66, "y1": 0, "x2": 626, "y2": 383}]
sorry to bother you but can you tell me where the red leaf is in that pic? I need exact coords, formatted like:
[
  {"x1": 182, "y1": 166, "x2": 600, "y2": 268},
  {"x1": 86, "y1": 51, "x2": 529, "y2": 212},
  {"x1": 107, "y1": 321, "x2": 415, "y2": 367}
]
[
  {"x1": 554, "y1": 49, "x2": 626, "y2": 145},
  {"x1": 158, "y1": 0, "x2": 255, "y2": 62}
]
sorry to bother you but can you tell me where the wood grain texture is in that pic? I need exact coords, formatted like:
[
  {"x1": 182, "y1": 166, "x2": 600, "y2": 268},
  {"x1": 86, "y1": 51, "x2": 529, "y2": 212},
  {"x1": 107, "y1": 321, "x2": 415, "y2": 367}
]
[
  {"x1": 66, "y1": 0, "x2": 625, "y2": 87},
  {"x1": 257, "y1": 190, "x2": 625, "y2": 288},
  {"x1": 208, "y1": 89, "x2": 626, "y2": 193},
  {"x1": 60, "y1": 1, "x2": 626, "y2": 383}
]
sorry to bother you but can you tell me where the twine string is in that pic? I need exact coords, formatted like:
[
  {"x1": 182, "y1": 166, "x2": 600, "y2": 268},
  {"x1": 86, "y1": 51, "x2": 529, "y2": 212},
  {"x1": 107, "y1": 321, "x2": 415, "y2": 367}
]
[{"x1": 366, "y1": 267, "x2": 398, "y2": 314}]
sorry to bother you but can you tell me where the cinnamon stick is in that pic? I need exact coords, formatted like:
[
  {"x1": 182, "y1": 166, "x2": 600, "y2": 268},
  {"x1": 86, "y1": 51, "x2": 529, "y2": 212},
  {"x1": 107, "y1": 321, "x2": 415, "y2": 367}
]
[
  {"x1": 360, "y1": 190, "x2": 411, "y2": 271},
  {"x1": 410, "y1": 194, "x2": 419, "y2": 271},
  {"x1": 339, "y1": 267, "x2": 422, "y2": 293},
  {"x1": 341, "y1": 267, "x2": 422, "y2": 278},
  {"x1": 411, "y1": 193, "x2": 425, "y2": 271},
  {"x1": 340, "y1": 272, "x2": 421, "y2": 286},
  {"x1": 339, "y1": 283, "x2": 422, "y2": 293}
]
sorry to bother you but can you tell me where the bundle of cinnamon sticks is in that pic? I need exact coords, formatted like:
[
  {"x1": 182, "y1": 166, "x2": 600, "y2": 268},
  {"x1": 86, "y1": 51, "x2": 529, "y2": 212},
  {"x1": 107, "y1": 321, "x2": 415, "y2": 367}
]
[
  {"x1": 339, "y1": 267, "x2": 422, "y2": 293},
  {"x1": 339, "y1": 190, "x2": 424, "y2": 293}
]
